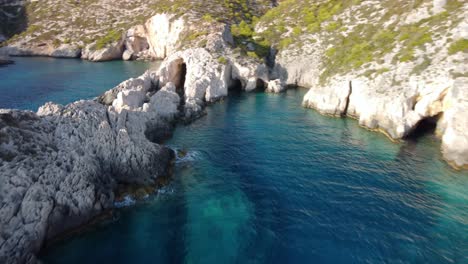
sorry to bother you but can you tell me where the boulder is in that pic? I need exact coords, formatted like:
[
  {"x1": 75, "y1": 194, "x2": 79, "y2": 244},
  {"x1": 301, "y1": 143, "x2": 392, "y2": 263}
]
[
  {"x1": 143, "y1": 82, "x2": 180, "y2": 121},
  {"x1": 112, "y1": 90, "x2": 146, "y2": 113},
  {"x1": 122, "y1": 50, "x2": 133, "y2": 61},
  {"x1": 266, "y1": 79, "x2": 286, "y2": 93}
]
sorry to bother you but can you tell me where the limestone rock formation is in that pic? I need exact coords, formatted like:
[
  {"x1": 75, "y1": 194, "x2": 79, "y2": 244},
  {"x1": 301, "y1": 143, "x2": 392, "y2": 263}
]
[
  {"x1": 261, "y1": 0, "x2": 468, "y2": 169},
  {"x1": 0, "y1": 46, "x2": 276, "y2": 262},
  {"x1": 158, "y1": 48, "x2": 272, "y2": 120},
  {"x1": 81, "y1": 38, "x2": 125, "y2": 62},
  {"x1": 266, "y1": 79, "x2": 286, "y2": 93},
  {"x1": 145, "y1": 14, "x2": 185, "y2": 59},
  {"x1": 0, "y1": 69, "x2": 180, "y2": 263}
]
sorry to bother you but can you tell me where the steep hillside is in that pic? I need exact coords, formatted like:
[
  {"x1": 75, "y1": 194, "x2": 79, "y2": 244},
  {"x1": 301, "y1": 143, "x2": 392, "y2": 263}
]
[
  {"x1": 252, "y1": 0, "x2": 467, "y2": 169},
  {"x1": 0, "y1": 0, "x2": 273, "y2": 57}
]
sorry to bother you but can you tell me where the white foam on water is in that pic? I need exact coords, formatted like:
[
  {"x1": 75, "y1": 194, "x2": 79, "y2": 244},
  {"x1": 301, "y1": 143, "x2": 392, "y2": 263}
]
[
  {"x1": 170, "y1": 147, "x2": 203, "y2": 164},
  {"x1": 114, "y1": 195, "x2": 136, "y2": 208}
]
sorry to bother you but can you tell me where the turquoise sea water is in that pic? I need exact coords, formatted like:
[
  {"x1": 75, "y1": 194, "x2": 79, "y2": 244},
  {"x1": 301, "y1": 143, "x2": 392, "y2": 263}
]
[
  {"x1": 1, "y1": 58, "x2": 466, "y2": 263},
  {"x1": 0, "y1": 57, "x2": 154, "y2": 111},
  {"x1": 39, "y1": 86, "x2": 467, "y2": 263}
]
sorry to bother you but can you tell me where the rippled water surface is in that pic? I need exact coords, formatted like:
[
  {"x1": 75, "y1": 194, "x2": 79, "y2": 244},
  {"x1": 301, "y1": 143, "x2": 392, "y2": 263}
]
[
  {"x1": 0, "y1": 57, "x2": 155, "y2": 110},
  {"x1": 40, "y1": 88, "x2": 468, "y2": 263}
]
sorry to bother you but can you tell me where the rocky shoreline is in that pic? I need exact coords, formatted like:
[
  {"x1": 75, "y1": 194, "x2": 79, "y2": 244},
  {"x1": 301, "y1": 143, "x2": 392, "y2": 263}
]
[{"x1": 0, "y1": 41, "x2": 285, "y2": 262}]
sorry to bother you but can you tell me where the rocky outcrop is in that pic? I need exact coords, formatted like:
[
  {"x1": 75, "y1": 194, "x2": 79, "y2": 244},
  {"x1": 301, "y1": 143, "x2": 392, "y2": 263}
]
[
  {"x1": 81, "y1": 38, "x2": 125, "y2": 62},
  {"x1": 145, "y1": 14, "x2": 185, "y2": 59},
  {"x1": 439, "y1": 78, "x2": 468, "y2": 169},
  {"x1": 123, "y1": 25, "x2": 151, "y2": 60},
  {"x1": 0, "y1": 46, "x2": 274, "y2": 263},
  {"x1": 302, "y1": 78, "x2": 351, "y2": 116},
  {"x1": 0, "y1": 69, "x2": 180, "y2": 263},
  {"x1": 158, "y1": 48, "x2": 272, "y2": 121}
]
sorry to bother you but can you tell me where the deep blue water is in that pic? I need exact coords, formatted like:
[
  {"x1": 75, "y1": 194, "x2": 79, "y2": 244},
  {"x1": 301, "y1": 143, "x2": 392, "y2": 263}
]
[
  {"x1": 39, "y1": 87, "x2": 468, "y2": 263},
  {"x1": 0, "y1": 57, "x2": 156, "y2": 111}
]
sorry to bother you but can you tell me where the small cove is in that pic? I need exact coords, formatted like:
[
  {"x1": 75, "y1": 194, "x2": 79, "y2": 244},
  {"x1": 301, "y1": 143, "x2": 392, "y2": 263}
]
[{"x1": 0, "y1": 57, "x2": 157, "y2": 110}]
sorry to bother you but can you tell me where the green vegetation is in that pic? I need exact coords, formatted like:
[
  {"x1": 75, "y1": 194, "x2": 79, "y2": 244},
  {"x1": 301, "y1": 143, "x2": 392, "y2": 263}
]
[
  {"x1": 448, "y1": 39, "x2": 468, "y2": 55},
  {"x1": 218, "y1": 56, "x2": 228, "y2": 64},
  {"x1": 411, "y1": 57, "x2": 432, "y2": 75},
  {"x1": 231, "y1": 20, "x2": 270, "y2": 60},
  {"x1": 95, "y1": 30, "x2": 122, "y2": 50},
  {"x1": 250, "y1": 0, "x2": 464, "y2": 83}
]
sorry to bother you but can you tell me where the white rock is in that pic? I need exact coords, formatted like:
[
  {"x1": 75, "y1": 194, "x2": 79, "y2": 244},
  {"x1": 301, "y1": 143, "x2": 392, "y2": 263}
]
[
  {"x1": 146, "y1": 14, "x2": 185, "y2": 59},
  {"x1": 112, "y1": 90, "x2": 146, "y2": 113},
  {"x1": 266, "y1": 79, "x2": 285, "y2": 93},
  {"x1": 303, "y1": 78, "x2": 351, "y2": 116}
]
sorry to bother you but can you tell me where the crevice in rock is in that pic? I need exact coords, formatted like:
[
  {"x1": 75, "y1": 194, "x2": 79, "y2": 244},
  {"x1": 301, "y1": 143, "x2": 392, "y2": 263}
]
[
  {"x1": 342, "y1": 80, "x2": 353, "y2": 116},
  {"x1": 175, "y1": 62, "x2": 187, "y2": 101},
  {"x1": 405, "y1": 113, "x2": 442, "y2": 141}
]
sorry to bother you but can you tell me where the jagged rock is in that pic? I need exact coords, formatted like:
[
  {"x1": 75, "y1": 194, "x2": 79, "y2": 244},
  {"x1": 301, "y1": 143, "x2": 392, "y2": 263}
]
[
  {"x1": 146, "y1": 14, "x2": 185, "y2": 59},
  {"x1": 158, "y1": 48, "x2": 270, "y2": 120},
  {"x1": 0, "y1": 69, "x2": 178, "y2": 263},
  {"x1": 266, "y1": 79, "x2": 285, "y2": 93},
  {"x1": 439, "y1": 78, "x2": 468, "y2": 169},
  {"x1": 122, "y1": 50, "x2": 133, "y2": 61},
  {"x1": 98, "y1": 71, "x2": 158, "y2": 105},
  {"x1": 143, "y1": 82, "x2": 180, "y2": 121},
  {"x1": 272, "y1": 46, "x2": 322, "y2": 87},
  {"x1": 112, "y1": 90, "x2": 146, "y2": 113},
  {"x1": 433, "y1": 0, "x2": 447, "y2": 13},
  {"x1": 123, "y1": 25, "x2": 150, "y2": 60},
  {"x1": 158, "y1": 48, "x2": 227, "y2": 120},
  {"x1": 37, "y1": 102, "x2": 63, "y2": 116}
]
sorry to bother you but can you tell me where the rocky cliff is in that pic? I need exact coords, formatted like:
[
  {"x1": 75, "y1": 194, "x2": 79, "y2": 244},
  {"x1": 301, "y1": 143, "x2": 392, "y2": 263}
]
[{"x1": 253, "y1": 0, "x2": 467, "y2": 169}]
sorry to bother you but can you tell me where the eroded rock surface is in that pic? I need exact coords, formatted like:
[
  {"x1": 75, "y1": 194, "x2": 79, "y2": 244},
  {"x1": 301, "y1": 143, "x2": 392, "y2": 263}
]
[{"x1": 0, "y1": 71, "x2": 178, "y2": 264}]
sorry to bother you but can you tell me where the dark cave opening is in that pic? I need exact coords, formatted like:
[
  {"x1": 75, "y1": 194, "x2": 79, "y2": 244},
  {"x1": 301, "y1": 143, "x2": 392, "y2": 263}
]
[
  {"x1": 405, "y1": 114, "x2": 441, "y2": 141},
  {"x1": 255, "y1": 79, "x2": 267, "y2": 92},
  {"x1": 228, "y1": 78, "x2": 243, "y2": 93}
]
